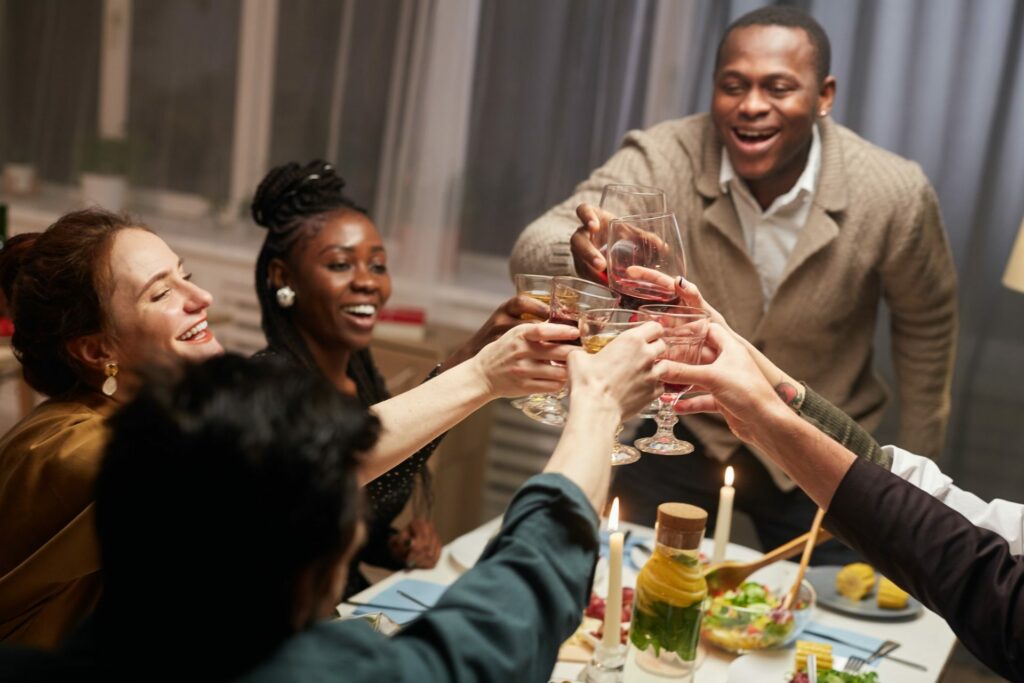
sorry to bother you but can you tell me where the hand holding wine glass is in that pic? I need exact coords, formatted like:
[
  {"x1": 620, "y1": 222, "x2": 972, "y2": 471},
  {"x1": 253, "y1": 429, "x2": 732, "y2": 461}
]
[
  {"x1": 633, "y1": 305, "x2": 709, "y2": 455},
  {"x1": 579, "y1": 308, "x2": 659, "y2": 466},
  {"x1": 521, "y1": 276, "x2": 618, "y2": 426},
  {"x1": 607, "y1": 212, "x2": 687, "y2": 309},
  {"x1": 571, "y1": 184, "x2": 667, "y2": 282}
]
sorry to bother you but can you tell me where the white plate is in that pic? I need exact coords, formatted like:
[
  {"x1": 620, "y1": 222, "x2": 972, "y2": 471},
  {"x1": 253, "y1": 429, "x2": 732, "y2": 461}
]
[
  {"x1": 448, "y1": 517, "x2": 502, "y2": 570},
  {"x1": 727, "y1": 649, "x2": 875, "y2": 683}
]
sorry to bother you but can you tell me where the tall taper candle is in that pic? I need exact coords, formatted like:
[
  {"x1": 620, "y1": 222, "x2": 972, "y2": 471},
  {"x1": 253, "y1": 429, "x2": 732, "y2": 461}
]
[
  {"x1": 711, "y1": 466, "x2": 735, "y2": 564},
  {"x1": 602, "y1": 497, "x2": 624, "y2": 649}
]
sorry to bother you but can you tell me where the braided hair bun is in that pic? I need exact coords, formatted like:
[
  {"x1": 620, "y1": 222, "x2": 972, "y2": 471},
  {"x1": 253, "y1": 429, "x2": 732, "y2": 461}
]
[{"x1": 251, "y1": 160, "x2": 365, "y2": 233}]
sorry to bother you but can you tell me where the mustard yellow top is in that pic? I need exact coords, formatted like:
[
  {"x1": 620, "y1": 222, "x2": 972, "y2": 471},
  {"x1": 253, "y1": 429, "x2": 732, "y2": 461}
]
[{"x1": 0, "y1": 392, "x2": 115, "y2": 649}]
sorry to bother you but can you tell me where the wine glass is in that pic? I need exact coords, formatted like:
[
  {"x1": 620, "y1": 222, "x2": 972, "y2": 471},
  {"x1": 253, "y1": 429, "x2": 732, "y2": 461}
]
[
  {"x1": 513, "y1": 273, "x2": 553, "y2": 321},
  {"x1": 579, "y1": 308, "x2": 647, "y2": 466},
  {"x1": 521, "y1": 276, "x2": 618, "y2": 426},
  {"x1": 510, "y1": 274, "x2": 554, "y2": 411},
  {"x1": 606, "y1": 210, "x2": 685, "y2": 419},
  {"x1": 633, "y1": 305, "x2": 709, "y2": 455},
  {"x1": 595, "y1": 185, "x2": 667, "y2": 287},
  {"x1": 606, "y1": 211, "x2": 686, "y2": 310},
  {"x1": 600, "y1": 184, "x2": 667, "y2": 221}
]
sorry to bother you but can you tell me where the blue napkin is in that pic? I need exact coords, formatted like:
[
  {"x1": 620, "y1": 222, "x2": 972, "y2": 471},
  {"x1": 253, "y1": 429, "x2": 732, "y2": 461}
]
[
  {"x1": 599, "y1": 529, "x2": 652, "y2": 570},
  {"x1": 352, "y1": 579, "x2": 447, "y2": 625},
  {"x1": 802, "y1": 621, "x2": 885, "y2": 660}
]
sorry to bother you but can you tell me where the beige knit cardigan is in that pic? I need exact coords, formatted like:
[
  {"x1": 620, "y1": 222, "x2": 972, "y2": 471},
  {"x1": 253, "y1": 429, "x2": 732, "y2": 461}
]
[{"x1": 510, "y1": 114, "x2": 957, "y2": 489}]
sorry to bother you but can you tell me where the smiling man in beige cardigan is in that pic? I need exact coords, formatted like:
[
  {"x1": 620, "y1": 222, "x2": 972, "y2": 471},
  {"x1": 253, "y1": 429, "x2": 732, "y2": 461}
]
[{"x1": 509, "y1": 7, "x2": 957, "y2": 560}]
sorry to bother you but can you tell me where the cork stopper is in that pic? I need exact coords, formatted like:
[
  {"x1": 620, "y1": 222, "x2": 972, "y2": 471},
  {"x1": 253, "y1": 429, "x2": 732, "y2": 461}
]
[{"x1": 655, "y1": 503, "x2": 708, "y2": 550}]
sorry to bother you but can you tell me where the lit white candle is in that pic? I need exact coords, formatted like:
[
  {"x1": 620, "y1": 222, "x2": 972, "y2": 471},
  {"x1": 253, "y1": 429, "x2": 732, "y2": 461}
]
[
  {"x1": 711, "y1": 466, "x2": 735, "y2": 564},
  {"x1": 602, "y1": 497, "x2": 624, "y2": 649}
]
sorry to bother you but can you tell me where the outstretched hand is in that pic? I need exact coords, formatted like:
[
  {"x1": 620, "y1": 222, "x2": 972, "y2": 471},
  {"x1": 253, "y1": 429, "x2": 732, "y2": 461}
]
[
  {"x1": 570, "y1": 203, "x2": 614, "y2": 283},
  {"x1": 471, "y1": 322, "x2": 579, "y2": 398},
  {"x1": 659, "y1": 324, "x2": 787, "y2": 446},
  {"x1": 443, "y1": 294, "x2": 551, "y2": 370},
  {"x1": 566, "y1": 321, "x2": 666, "y2": 422}
]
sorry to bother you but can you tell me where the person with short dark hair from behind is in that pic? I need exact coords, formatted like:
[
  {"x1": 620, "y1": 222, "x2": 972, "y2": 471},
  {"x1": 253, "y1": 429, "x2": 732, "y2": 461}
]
[{"x1": 4, "y1": 320, "x2": 665, "y2": 681}]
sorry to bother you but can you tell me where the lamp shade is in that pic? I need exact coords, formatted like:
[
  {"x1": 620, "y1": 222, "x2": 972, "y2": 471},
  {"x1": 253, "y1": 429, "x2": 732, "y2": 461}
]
[{"x1": 1004, "y1": 218, "x2": 1024, "y2": 294}]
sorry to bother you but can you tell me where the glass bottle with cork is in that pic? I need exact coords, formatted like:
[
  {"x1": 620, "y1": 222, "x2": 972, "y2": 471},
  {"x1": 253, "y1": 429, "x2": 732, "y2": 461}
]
[{"x1": 630, "y1": 502, "x2": 708, "y2": 679}]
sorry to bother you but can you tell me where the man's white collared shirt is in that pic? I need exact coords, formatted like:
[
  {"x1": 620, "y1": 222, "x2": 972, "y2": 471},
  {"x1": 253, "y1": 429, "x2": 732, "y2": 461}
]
[{"x1": 719, "y1": 124, "x2": 822, "y2": 307}]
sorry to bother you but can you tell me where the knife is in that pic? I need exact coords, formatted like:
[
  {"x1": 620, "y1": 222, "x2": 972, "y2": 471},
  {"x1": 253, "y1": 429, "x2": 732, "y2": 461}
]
[{"x1": 802, "y1": 628, "x2": 927, "y2": 671}]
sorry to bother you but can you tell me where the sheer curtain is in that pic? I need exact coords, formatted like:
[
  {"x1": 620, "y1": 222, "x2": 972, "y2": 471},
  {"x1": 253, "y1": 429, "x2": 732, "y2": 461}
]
[
  {"x1": 128, "y1": 0, "x2": 241, "y2": 203},
  {"x1": 458, "y1": 0, "x2": 657, "y2": 258},
  {"x1": 0, "y1": 0, "x2": 102, "y2": 184},
  {"x1": 643, "y1": 0, "x2": 1024, "y2": 499}
]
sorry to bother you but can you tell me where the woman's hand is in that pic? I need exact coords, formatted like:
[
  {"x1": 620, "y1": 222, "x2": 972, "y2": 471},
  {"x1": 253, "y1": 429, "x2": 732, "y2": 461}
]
[
  {"x1": 441, "y1": 295, "x2": 551, "y2": 371},
  {"x1": 625, "y1": 268, "x2": 804, "y2": 408},
  {"x1": 470, "y1": 323, "x2": 579, "y2": 398},
  {"x1": 567, "y1": 321, "x2": 666, "y2": 422},
  {"x1": 660, "y1": 324, "x2": 788, "y2": 445},
  {"x1": 389, "y1": 518, "x2": 442, "y2": 569}
]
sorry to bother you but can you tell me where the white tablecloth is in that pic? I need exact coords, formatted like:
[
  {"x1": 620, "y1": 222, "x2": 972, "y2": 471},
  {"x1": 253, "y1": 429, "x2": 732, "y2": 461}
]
[{"x1": 341, "y1": 518, "x2": 956, "y2": 682}]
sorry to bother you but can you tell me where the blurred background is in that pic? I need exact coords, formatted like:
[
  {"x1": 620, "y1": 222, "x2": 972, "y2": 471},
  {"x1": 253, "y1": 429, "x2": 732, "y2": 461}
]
[{"x1": 0, "y1": 2, "x2": 1021, "y2": 678}]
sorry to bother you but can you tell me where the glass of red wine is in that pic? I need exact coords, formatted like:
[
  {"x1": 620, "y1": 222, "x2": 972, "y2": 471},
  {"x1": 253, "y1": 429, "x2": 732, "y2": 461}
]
[
  {"x1": 521, "y1": 276, "x2": 618, "y2": 427},
  {"x1": 595, "y1": 185, "x2": 667, "y2": 286},
  {"x1": 633, "y1": 305, "x2": 709, "y2": 455},
  {"x1": 606, "y1": 212, "x2": 686, "y2": 309},
  {"x1": 579, "y1": 308, "x2": 648, "y2": 466}
]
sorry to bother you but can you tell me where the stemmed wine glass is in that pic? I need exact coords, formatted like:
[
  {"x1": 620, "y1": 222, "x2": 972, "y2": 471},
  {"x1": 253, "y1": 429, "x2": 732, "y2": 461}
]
[
  {"x1": 599, "y1": 186, "x2": 668, "y2": 417},
  {"x1": 521, "y1": 276, "x2": 618, "y2": 426},
  {"x1": 510, "y1": 274, "x2": 554, "y2": 411},
  {"x1": 579, "y1": 308, "x2": 647, "y2": 466},
  {"x1": 596, "y1": 185, "x2": 667, "y2": 285},
  {"x1": 633, "y1": 305, "x2": 709, "y2": 455},
  {"x1": 606, "y1": 211, "x2": 686, "y2": 310}
]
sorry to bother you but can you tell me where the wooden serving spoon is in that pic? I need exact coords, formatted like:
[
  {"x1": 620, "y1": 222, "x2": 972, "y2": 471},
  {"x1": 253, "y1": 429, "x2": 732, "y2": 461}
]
[
  {"x1": 703, "y1": 525, "x2": 834, "y2": 594},
  {"x1": 782, "y1": 507, "x2": 826, "y2": 610}
]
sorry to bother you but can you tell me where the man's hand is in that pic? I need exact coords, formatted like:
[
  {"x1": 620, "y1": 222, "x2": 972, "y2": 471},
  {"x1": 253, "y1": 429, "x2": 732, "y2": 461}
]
[{"x1": 570, "y1": 203, "x2": 614, "y2": 283}]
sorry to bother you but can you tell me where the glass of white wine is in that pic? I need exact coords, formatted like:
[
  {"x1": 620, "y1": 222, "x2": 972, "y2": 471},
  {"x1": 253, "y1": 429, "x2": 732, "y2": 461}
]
[
  {"x1": 579, "y1": 308, "x2": 646, "y2": 466},
  {"x1": 510, "y1": 274, "x2": 554, "y2": 411}
]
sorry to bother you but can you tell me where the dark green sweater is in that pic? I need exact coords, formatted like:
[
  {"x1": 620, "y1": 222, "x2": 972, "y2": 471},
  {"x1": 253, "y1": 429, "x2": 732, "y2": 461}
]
[
  {"x1": 240, "y1": 473, "x2": 599, "y2": 682},
  {"x1": 798, "y1": 386, "x2": 892, "y2": 469}
]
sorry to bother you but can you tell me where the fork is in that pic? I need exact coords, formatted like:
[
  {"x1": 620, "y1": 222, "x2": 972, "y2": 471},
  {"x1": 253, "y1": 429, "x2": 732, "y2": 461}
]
[
  {"x1": 845, "y1": 639, "x2": 900, "y2": 672},
  {"x1": 844, "y1": 655, "x2": 867, "y2": 673}
]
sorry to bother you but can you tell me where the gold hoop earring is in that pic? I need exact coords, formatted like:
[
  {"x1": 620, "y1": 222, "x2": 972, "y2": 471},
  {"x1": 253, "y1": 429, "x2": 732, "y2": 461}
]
[{"x1": 102, "y1": 362, "x2": 118, "y2": 397}]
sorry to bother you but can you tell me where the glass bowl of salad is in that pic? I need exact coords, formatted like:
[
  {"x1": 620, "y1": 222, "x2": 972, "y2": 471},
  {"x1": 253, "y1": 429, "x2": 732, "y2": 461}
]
[{"x1": 702, "y1": 580, "x2": 815, "y2": 653}]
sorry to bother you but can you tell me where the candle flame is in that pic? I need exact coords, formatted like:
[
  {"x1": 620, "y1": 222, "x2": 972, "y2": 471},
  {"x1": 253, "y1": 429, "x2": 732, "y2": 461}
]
[
  {"x1": 608, "y1": 497, "x2": 619, "y2": 531},
  {"x1": 725, "y1": 465, "x2": 735, "y2": 487}
]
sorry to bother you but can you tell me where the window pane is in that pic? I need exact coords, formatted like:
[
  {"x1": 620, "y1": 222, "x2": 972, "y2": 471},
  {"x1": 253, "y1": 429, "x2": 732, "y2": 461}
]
[
  {"x1": 333, "y1": 0, "x2": 402, "y2": 214},
  {"x1": 268, "y1": 0, "x2": 343, "y2": 170},
  {"x1": 128, "y1": 0, "x2": 241, "y2": 201},
  {"x1": 459, "y1": 0, "x2": 655, "y2": 257},
  {"x1": 0, "y1": 0, "x2": 102, "y2": 184},
  {"x1": 269, "y1": 0, "x2": 401, "y2": 216}
]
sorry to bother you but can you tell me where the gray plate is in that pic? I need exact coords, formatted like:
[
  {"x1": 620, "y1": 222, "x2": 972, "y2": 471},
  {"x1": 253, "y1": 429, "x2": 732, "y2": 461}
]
[{"x1": 806, "y1": 566, "x2": 922, "y2": 620}]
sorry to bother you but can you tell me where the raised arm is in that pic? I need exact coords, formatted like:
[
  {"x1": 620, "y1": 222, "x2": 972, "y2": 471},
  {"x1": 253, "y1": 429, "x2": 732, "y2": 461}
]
[
  {"x1": 357, "y1": 323, "x2": 578, "y2": 485},
  {"x1": 660, "y1": 327, "x2": 1024, "y2": 680},
  {"x1": 348, "y1": 324, "x2": 665, "y2": 682},
  {"x1": 880, "y1": 177, "x2": 958, "y2": 458}
]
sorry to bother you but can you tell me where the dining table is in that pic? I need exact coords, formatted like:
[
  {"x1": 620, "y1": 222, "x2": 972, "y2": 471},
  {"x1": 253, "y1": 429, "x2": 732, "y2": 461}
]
[{"x1": 338, "y1": 516, "x2": 957, "y2": 682}]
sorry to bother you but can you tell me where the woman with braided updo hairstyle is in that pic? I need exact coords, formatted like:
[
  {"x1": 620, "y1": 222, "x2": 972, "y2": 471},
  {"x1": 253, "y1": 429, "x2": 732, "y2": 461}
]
[
  {"x1": 0, "y1": 209, "x2": 223, "y2": 649},
  {"x1": 252, "y1": 161, "x2": 552, "y2": 597}
]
